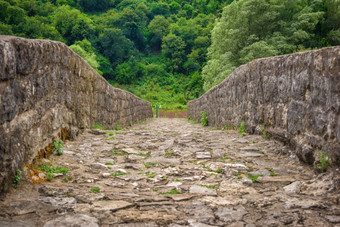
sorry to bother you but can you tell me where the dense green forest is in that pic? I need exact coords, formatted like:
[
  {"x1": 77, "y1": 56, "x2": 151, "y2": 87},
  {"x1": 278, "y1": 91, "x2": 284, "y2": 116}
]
[
  {"x1": 0, "y1": 0, "x2": 339, "y2": 108},
  {"x1": 202, "y1": 0, "x2": 340, "y2": 90}
]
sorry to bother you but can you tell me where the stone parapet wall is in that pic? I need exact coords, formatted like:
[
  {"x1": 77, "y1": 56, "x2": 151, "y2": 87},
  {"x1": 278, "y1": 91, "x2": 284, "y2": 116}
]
[
  {"x1": 188, "y1": 46, "x2": 340, "y2": 166},
  {"x1": 0, "y1": 36, "x2": 153, "y2": 194}
]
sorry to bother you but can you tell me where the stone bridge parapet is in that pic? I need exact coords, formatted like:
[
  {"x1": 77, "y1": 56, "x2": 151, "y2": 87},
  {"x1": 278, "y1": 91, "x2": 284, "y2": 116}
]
[
  {"x1": 0, "y1": 36, "x2": 153, "y2": 194},
  {"x1": 188, "y1": 46, "x2": 340, "y2": 166}
]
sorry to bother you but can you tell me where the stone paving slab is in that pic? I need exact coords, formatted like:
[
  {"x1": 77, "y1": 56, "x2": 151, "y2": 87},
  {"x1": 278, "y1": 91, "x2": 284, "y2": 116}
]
[{"x1": 0, "y1": 118, "x2": 339, "y2": 226}]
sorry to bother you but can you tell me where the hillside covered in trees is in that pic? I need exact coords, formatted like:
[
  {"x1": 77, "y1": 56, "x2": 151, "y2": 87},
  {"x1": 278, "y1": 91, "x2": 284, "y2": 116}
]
[{"x1": 0, "y1": 0, "x2": 339, "y2": 108}]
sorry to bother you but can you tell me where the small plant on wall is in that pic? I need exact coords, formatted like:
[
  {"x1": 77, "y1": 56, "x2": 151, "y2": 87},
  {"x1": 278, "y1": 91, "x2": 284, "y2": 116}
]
[
  {"x1": 201, "y1": 111, "x2": 208, "y2": 126},
  {"x1": 53, "y1": 139, "x2": 64, "y2": 155},
  {"x1": 12, "y1": 169, "x2": 22, "y2": 188},
  {"x1": 314, "y1": 150, "x2": 331, "y2": 172},
  {"x1": 238, "y1": 122, "x2": 246, "y2": 136}
]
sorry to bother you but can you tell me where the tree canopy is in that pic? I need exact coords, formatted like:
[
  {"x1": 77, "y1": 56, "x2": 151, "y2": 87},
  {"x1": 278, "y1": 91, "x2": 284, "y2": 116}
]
[
  {"x1": 0, "y1": 0, "x2": 339, "y2": 108},
  {"x1": 202, "y1": 0, "x2": 340, "y2": 90}
]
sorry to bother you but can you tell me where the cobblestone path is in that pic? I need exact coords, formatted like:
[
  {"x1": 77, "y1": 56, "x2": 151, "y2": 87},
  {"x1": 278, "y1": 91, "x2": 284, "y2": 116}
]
[{"x1": 0, "y1": 118, "x2": 339, "y2": 226}]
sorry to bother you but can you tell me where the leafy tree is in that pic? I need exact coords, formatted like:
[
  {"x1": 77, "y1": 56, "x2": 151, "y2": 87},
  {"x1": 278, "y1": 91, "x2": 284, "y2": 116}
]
[
  {"x1": 0, "y1": 22, "x2": 13, "y2": 35},
  {"x1": 1, "y1": 0, "x2": 338, "y2": 108},
  {"x1": 169, "y1": 1, "x2": 181, "y2": 14},
  {"x1": 53, "y1": 5, "x2": 93, "y2": 44},
  {"x1": 150, "y1": 2, "x2": 170, "y2": 17},
  {"x1": 202, "y1": 0, "x2": 339, "y2": 91},
  {"x1": 97, "y1": 55, "x2": 114, "y2": 78},
  {"x1": 6, "y1": 6, "x2": 26, "y2": 25},
  {"x1": 78, "y1": 0, "x2": 112, "y2": 12},
  {"x1": 148, "y1": 15, "x2": 169, "y2": 51},
  {"x1": 0, "y1": 0, "x2": 10, "y2": 21},
  {"x1": 52, "y1": 5, "x2": 80, "y2": 40},
  {"x1": 162, "y1": 33, "x2": 186, "y2": 72},
  {"x1": 114, "y1": 62, "x2": 136, "y2": 84},
  {"x1": 239, "y1": 41, "x2": 278, "y2": 64},
  {"x1": 98, "y1": 28, "x2": 134, "y2": 67},
  {"x1": 70, "y1": 44, "x2": 100, "y2": 72},
  {"x1": 114, "y1": 8, "x2": 146, "y2": 50}
]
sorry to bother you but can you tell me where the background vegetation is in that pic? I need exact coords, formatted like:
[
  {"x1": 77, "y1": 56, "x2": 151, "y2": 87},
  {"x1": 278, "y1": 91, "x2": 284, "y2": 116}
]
[{"x1": 0, "y1": 0, "x2": 339, "y2": 108}]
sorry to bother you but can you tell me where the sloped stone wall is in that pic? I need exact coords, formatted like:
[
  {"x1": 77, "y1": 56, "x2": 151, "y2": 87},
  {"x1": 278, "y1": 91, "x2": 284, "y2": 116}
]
[
  {"x1": 188, "y1": 46, "x2": 340, "y2": 166},
  {"x1": 0, "y1": 36, "x2": 153, "y2": 194}
]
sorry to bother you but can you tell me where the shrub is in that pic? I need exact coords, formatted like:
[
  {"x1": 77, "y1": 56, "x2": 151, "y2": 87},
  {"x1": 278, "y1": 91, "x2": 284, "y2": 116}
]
[{"x1": 201, "y1": 111, "x2": 208, "y2": 126}]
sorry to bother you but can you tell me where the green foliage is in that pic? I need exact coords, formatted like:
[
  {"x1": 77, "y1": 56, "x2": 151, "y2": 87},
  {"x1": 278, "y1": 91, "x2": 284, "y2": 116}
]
[
  {"x1": 104, "y1": 137, "x2": 117, "y2": 141},
  {"x1": 115, "y1": 123, "x2": 122, "y2": 131},
  {"x1": 63, "y1": 175, "x2": 73, "y2": 182},
  {"x1": 161, "y1": 189, "x2": 181, "y2": 194},
  {"x1": 12, "y1": 169, "x2": 22, "y2": 189},
  {"x1": 37, "y1": 163, "x2": 69, "y2": 175},
  {"x1": 136, "y1": 153, "x2": 151, "y2": 157},
  {"x1": 163, "y1": 150, "x2": 174, "y2": 157},
  {"x1": 107, "y1": 131, "x2": 114, "y2": 136},
  {"x1": 52, "y1": 5, "x2": 93, "y2": 44},
  {"x1": 99, "y1": 28, "x2": 134, "y2": 68},
  {"x1": 247, "y1": 174, "x2": 263, "y2": 182},
  {"x1": 221, "y1": 156, "x2": 231, "y2": 162},
  {"x1": 35, "y1": 163, "x2": 68, "y2": 181},
  {"x1": 238, "y1": 122, "x2": 246, "y2": 136},
  {"x1": 111, "y1": 172, "x2": 130, "y2": 177},
  {"x1": 162, "y1": 33, "x2": 186, "y2": 72},
  {"x1": 53, "y1": 139, "x2": 64, "y2": 156},
  {"x1": 203, "y1": 0, "x2": 340, "y2": 90},
  {"x1": 145, "y1": 171, "x2": 156, "y2": 178},
  {"x1": 200, "y1": 111, "x2": 208, "y2": 126},
  {"x1": 261, "y1": 126, "x2": 270, "y2": 139},
  {"x1": 1, "y1": 0, "x2": 339, "y2": 107},
  {"x1": 70, "y1": 42, "x2": 100, "y2": 73},
  {"x1": 90, "y1": 187, "x2": 100, "y2": 193},
  {"x1": 148, "y1": 15, "x2": 169, "y2": 51},
  {"x1": 92, "y1": 123, "x2": 105, "y2": 130},
  {"x1": 46, "y1": 172, "x2": 54, "y2": 181},
  {"x1": 198, "y1": 184, "x2": 219, "y2": 190},
  {"x1": 314, "y1": 151, "x2": 331, "y2": 172},
  {"x1": 78, "y1": 0, "x2": 112, "y2": 12},
  {"x1": 144, "y1": 162, "x2": 158, "y2": 167},
  {"x1": 112, "y1": 150, "x2": 129, "y2": 156}
]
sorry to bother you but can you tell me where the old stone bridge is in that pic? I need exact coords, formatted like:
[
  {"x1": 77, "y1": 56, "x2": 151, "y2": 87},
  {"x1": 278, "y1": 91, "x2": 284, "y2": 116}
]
[{"x1": 0, "y1": 36, "x2": 339, "y2": 226}]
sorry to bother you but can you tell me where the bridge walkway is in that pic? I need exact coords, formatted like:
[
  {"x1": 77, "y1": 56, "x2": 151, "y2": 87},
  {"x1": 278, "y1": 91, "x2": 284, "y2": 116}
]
[{"x1": 0, "y1": 118, "x2": 339, "y2": 226}]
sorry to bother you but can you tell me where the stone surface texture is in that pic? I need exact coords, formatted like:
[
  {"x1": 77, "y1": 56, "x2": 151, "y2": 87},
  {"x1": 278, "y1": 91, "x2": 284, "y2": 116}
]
[
  {"x1": 188, "y1": 46, "x2": 340, "y2": 166},
  {"x1": 0, "y1": 118, "x2": 339, "y2": 226},
  {"x1": 0, "y1": 36, "x2": 153, "y2": 194}
]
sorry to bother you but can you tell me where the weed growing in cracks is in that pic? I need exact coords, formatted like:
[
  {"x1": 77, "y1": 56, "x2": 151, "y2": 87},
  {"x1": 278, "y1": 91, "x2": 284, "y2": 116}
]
[
  {"x1": 90, "y1": 187, "x2": 100, "y2": 193},
  {"x1": 314, "y1": 151, "x2": 331, "y2": 172},
  {"x1": 12, "y1": 169, "x2": 22, "y2": 188},
  {"x1": 238, "y1": 122, "x2": 246, "y2": 136},
  {"x1": 53, "y1": 139, "x2": 64, "y2": 155}
]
